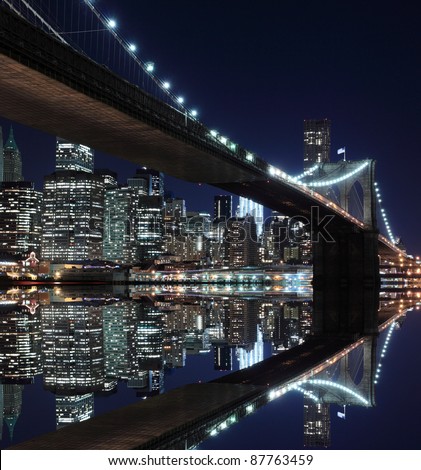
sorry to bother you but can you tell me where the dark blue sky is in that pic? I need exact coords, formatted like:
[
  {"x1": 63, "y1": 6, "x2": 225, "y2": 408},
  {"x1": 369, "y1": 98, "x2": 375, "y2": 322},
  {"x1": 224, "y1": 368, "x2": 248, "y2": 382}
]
[{"x1": 1, "y1": 0, "x2": 420, "y2": 252}]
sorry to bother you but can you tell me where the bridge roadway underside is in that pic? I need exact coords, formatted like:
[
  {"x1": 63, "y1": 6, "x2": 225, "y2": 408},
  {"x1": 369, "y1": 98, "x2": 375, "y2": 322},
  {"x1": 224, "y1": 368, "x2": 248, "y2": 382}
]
[
  {"x1": 0, "y1": 54, "x2": 340, "y2": 225},
  {"x1": 10, "y1": 337, "x2": 351, "y2": 450}
]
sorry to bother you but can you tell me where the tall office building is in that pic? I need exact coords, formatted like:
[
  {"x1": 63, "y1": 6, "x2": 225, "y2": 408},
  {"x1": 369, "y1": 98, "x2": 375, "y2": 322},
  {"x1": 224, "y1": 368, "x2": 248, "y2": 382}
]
[
  {"x1": 128, "y1": 168, "x2": 164, "y2": 196},
  {"x1": 41, "y1": 303, "x2": 104, "y2": 395},
  {"x1": 0, "y1": 306, "x2": 42, "y2": 382},
  {"x1": 42, "y1": 171, "x2": 104, "y2": 261},
  {"x1": 42, "y1": 138, "x2": 104, "y2": 261},
  {"x1": 303, "y1": 119, "x2": 331, "y2": 169},
  {"x1": 214, "y1": 195, "x2": 232, "y2": 221},
  {"x1": 1, "y1": 127, "x2": 23, "y2": 182},
  {"x1": 237, "y1": 197, "x2": 264, "y2": 237},
  {"x1": 135, "y1": 196, "x2": 164, "y2": 261},
  {"x1": 56, "y1": 394, "x2": 94, "y2": 429},
  {"x1": 0, "y1": 182, "x2": 42, "y2": 255},
  {"x1": 225, "y1": 216, "x2": 259, "y2": 267},
  {"x1": 102, "y1": 302, "x2": 138, "y2": 380},
  {"x1": 103, "y1": 187, "x2": 141, "y2": 264},
  {"x1": 55, "y1": 138, "x2": 94, "y2": 173},
  {"x1": 303, "y1": 399, "x2": 331, "y2": 447}
]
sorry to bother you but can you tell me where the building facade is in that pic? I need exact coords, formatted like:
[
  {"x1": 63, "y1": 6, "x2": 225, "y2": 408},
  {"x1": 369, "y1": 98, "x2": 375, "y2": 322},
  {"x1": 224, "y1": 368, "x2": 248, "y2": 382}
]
[
  {"x1": 303, "y1": 119, "x2": 331, "y2": 169},
  {"x1": 0, "y1": 182, "x2": 42, "y2": 255}
]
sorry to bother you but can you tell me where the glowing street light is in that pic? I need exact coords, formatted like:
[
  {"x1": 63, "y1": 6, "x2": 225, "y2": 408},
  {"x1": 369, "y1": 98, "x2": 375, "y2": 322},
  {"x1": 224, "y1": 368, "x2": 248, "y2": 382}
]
[
  {"x1": 145, "y1": 62, "x2": 154, "y2": 72},
  {"x1": 191, "y1": 109, "x2": 198, "y2": 117},
  {"x1": 177, "y1": 96, "x2": 184, "y2": 104},
  {"x1": 108, "y1": 19, "x2": 117, "y2": 29},
  {"x1": 128, "y1": 44, "x2": 137, "y2": 52},
  {"x1": 162, "y1": 81, "x2": 171, "y2": 89}
]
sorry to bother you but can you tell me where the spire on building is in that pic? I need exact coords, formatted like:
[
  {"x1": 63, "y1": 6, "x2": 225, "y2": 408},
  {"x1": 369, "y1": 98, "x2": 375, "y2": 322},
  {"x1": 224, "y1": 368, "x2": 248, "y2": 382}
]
[
  {"x1": 2, "y1": 126, "x2": 23, "y2": 182},
  {"x1": 4, "y1": 126, "x2": 19, "y2": 152}
]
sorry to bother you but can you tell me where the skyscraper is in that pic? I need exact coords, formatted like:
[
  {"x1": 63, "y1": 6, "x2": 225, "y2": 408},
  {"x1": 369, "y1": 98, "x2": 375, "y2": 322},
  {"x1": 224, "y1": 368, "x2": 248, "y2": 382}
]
[
  {"x1": 103, "y1": 187, "x2": 141, "y2": 264},
  {"x1": 1, "y1": 127, "x2": 23, "y2": 182},
  {"x1": 214, "y1": 195, "x2": 232, "y2": 221},
  {"x1": 0, "y1": 182, "x2": 42, "y2": 255},
  {"x1": 303, "y1": 119, "x2": 331, "y2": 169},
  {"x1": 41, "y1": 139, "x2": 104, "y2": 261},
  {"x1": 225, "y1": 216, "x2": 259, "y2": 267},
  {"x1": 128, "y1": 168, "x2": 164, "y2": 196},
  {"x1": 237, "y1": 197, "x2": 264, "y2": 237},
  {"x1": 42, "y1": 171, "x2": 104, "y2": 261},
  {"x1": 55, "y1": 138, "x2": 94, "y2": 173}
]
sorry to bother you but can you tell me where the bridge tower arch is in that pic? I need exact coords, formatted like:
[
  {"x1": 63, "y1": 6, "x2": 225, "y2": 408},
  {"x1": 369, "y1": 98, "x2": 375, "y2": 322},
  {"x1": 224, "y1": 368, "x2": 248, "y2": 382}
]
[{"x1": 309, "y1": 160, "x2": 377, "y2": 229}]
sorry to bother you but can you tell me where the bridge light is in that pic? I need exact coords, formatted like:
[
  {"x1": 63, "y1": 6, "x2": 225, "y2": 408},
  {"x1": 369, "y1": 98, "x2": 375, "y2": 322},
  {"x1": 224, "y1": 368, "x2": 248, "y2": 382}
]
[
  {"x1": 191, "y1": 109, "x2": 198, "y2": 117},
  {"x1": 145, "y1": 62, "x2": 154, "y2": 72},
  {"x1": 108, "y1": 19, "x2": 117, "y2": 29},
  {"x1": 210, "y1": 130, "x2": 218, "y2": 138},
  {"x1": 177, "y1": 96, "x2": 184, "y2": 104},
  {"x1": 163, "y1": 81, "x2": 171, "y2": 89},
  {"x1": 128, "y1": 43, "x2": 137, "y2": 52}
]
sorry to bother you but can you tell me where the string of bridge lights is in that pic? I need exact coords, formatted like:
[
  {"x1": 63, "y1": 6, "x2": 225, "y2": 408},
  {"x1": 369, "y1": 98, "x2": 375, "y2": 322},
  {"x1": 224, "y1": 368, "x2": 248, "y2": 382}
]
[
  {"x1": 296, "y1": 161, "x2": 370, "y2": 188},
  {"x1": 82, "y1": 0, "x2": 198, "y2": 119},
  {"x1": 374, "y1": 322, "x2": 397, "y2": 385},
  {"x1": 374, "y1": 182, "x2": 396, "y2": 243}
]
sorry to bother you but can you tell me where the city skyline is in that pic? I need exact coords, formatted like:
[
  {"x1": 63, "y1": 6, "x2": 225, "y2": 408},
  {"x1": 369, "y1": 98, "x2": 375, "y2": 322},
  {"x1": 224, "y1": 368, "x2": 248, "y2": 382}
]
[{"x1": 0, "y1": 0, "x2": 419, "y2": 253}]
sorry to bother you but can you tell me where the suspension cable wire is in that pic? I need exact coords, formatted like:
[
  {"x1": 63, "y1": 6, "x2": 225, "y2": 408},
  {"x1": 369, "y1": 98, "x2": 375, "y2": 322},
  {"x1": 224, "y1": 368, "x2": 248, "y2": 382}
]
[
  {"x1": 375, "y1": 182, "x2": 396, "y2": 243},
  {"x1": 2, "y1": 0, "x2": 68, "y2": 43},
  {"x1": 299, "y1": 161, "x2": 370, "y2": 188},
  {"x1": 81, "y1": 0, "x2": 196, "y2": 117}
]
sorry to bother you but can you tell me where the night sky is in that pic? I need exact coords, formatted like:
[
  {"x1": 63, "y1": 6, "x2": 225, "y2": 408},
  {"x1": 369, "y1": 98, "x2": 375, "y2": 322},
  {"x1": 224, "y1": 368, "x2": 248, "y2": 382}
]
[{"x1": 1, "y1": 0, "x2": 420, "y2": 252}]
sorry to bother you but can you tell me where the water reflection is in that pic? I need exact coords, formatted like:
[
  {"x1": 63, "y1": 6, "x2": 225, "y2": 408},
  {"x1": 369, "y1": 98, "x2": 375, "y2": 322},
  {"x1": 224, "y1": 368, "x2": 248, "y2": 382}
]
[{"x1": 0, "y1": 285, "x2": 418, "y2": 449}]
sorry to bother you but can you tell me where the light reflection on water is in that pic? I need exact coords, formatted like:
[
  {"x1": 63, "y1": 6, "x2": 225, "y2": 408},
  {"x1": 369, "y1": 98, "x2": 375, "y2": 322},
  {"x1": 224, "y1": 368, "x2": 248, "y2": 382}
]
[{"x1": 0, "y1": 284, "x2": 419, "y2": 449}]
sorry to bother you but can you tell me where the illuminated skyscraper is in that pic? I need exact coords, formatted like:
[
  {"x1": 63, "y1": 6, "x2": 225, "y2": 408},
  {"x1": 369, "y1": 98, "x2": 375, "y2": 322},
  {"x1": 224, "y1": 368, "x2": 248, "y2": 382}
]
[
  {"x1": 55, "y1": 138, "x2": 94, "y2": 173},
  {"x1": 237, "y1": 197, "x2": 264, "y2": 237},
  {"x1": 225, "y1": 217, "x2": 259, "y2": 267},
  {"x1": 303, "y1": 399, "x2": 331, "y2": 447},
  {"x1": 0, "y1": 181, "x2": 42, "y2": 255},
  {"x1": 1, "y1": 127, "x2": 23, "y2": 182},
  {"x1": 135, "y1": 196, "x2": 164, "y2": 260},
  {"x1": 303, "y1": 119, "x2": 331, "y2": 169},
  {"x1": 41, "y1": 303, "x2": 104, "y2": 395},
  {"x1": 103, "y1": 187, "x2": 140, "y2": 263},
  {"x1": 56, "y1": 394, "x2": 94, "y2": 429},
  {"x1": 128, "y1": 168, "x2": 164, "y2": 196},
  {"x1": 214, "y1": 195, "x2": 232, "y2": 221},
  {"x1": 42, "y1": 171, "x2": 104, "y2": 261},
  {"x1": 102, "y1": 302, "x2": 138, "y2": 380},
  {"x1": 0, "y1": 305, "x2": 42, "y2": 382}
]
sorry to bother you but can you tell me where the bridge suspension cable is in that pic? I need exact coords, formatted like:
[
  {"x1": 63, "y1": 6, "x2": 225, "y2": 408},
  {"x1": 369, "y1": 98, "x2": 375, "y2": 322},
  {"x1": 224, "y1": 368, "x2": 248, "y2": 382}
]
[
  {"x1": 374, "y1": 322, "x2": 397, "y2": 385},
  {"x1": 374, "y1": 182, "x2": 396, "y2": 244},
  {"x1": 2, "y1": 0, "x2": 67, "y2": 44},
  {"x1": 298, "y1": 161, "x2": 370, "y2": 188}
]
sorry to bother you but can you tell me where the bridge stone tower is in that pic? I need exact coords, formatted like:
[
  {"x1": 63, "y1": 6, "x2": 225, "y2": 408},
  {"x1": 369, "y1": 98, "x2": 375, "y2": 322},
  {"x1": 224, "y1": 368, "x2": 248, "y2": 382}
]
[
  {"x1": 308, "y1": 160, "x2": 377, "y2": 229},
  {"x1": 309, "y1": 160, "x2": 380, "y2": 336}
]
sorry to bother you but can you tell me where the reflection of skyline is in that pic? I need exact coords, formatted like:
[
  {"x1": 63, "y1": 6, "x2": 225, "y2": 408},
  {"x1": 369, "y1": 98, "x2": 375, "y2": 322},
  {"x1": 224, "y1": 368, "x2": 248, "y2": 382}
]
[{"x1": 0, "y1": 287, "x2": 418, "y2": 448}]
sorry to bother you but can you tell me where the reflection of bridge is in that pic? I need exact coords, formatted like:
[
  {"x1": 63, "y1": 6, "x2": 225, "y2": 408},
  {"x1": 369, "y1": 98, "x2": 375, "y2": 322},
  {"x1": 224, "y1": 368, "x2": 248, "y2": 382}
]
[{"x1": 9, "y1": 303, "x2": 407, "y2": 450}]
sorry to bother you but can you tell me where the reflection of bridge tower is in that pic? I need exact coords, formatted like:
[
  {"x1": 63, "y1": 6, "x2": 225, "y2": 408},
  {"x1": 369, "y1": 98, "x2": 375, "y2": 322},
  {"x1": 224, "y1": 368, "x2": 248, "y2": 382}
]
[{"x1": 299, "y1": 336, "x2": 376, "y2": 447}]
